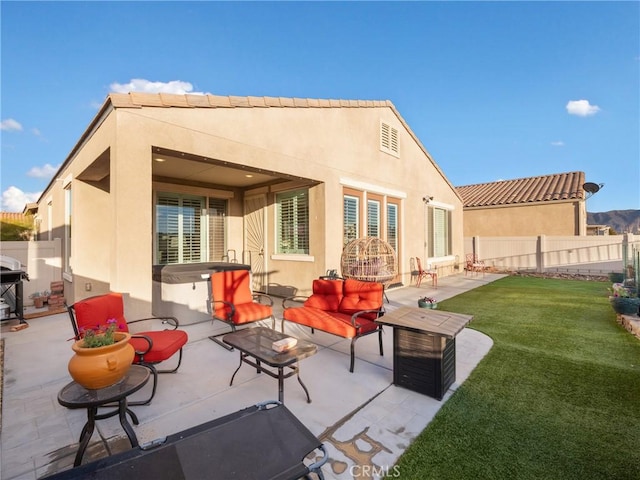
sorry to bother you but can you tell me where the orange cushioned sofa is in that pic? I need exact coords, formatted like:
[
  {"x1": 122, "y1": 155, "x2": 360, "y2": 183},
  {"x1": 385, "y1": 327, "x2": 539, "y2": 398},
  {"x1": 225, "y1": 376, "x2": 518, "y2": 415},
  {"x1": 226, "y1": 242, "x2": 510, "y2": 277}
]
[{"x1": 281, "y1": 278, "x2": 384, "y2": 372}]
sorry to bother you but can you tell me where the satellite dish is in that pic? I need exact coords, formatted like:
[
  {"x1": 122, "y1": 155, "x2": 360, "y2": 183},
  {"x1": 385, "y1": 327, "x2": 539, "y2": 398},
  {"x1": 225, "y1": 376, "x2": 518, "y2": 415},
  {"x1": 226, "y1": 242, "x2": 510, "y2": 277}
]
[{"x1": 582, "y1": 182, "x2": 604, "y2": 199}]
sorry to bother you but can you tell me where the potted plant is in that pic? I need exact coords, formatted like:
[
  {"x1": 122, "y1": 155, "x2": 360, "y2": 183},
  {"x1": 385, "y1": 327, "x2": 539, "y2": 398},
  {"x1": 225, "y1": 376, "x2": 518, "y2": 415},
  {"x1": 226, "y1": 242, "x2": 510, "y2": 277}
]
[
  {"x1": 67, "y1": 319, "x2": 135, "y2": 389},
  {"x1": 30, "y1": 291, "x2": 49, "y2": 308},
  {"x1": 608, "y1": 284, "x2": 640, "y2": 315},
  {"x1": 608, "y1": 272, "x2": 624, "y2": 283},
  {"x1": 418, "y1": 296, "x2": 438, "y2": 309}
]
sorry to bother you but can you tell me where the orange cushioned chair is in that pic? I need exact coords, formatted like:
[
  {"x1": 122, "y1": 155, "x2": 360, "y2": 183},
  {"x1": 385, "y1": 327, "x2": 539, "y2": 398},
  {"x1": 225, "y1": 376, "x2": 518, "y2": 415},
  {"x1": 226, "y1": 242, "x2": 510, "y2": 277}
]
[
  {"x1": 67, "y1": 292, "x2": 188, "y2": 405},
  {"x1": 208, "y1": 269, "x2": 275, "y2": 349}
]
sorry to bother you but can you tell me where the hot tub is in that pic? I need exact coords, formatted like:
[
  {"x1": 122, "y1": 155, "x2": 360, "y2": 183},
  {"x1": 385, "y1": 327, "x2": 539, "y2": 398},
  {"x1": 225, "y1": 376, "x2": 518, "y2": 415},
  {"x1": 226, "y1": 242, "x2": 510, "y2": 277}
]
[{"x1": 152, "y1": 263, "x2": 251, "y2": 325}]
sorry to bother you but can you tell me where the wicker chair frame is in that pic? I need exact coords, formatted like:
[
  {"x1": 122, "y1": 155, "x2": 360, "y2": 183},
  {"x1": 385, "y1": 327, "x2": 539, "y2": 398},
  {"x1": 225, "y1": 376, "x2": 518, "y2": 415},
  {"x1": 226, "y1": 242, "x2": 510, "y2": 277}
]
[{"x1": 340, "y1": 237, "x2": 398, "y2": 286}]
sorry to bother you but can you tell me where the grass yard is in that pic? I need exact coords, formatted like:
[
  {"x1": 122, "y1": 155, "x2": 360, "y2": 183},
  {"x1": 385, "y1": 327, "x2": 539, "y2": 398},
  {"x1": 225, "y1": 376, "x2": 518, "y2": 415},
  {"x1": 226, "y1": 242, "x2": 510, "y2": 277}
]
[{"x1": 392, "y1": 276, "x2": 640, "y2": 480}]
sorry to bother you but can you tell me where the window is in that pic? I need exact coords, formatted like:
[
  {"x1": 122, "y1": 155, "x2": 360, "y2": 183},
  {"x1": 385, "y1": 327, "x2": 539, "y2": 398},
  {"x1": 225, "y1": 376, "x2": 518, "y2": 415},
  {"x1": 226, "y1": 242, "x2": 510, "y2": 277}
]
[
  {"x1": 208, "y1": 198, "x2": 227, "y2": 262},
  {"x1": 428, "y1": 206, "x2": 452, "y2": 258},
  {"x1": 47, "y1": 199, "x2": 52, "y2": 241},
  {"x1": 276, "y1": 189, "x2": 309, "y2": 254},
  {"x1": 343, "y1": 188, "x2": 402, "y2": 261},
  {"x1": 367, "y1": 199, "x2": 380, "y2": 237},
  {"x1": 380, "y1": 121, "x2": 399, "y2": 157},
  {"x1": 343, "y1": 195, "x2": 359, "y2": 245},
  {"x1": 64, "y1": 185, "x2": 72, "y2": 274},
  {"x1": 155, "y1": 193, "x2": 227, "y2": 264},
  {"x1": 387, "y1": 202, "x2": 398, "y2": 255}
]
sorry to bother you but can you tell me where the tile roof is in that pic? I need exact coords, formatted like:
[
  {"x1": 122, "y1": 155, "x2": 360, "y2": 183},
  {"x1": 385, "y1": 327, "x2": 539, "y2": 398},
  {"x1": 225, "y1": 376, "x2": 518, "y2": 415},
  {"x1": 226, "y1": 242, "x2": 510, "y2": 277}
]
[
  {"x1": 108, "y1": 92, "x2": 394, "y2": 109},
  {"x1": 456, "y1": 171, "x2": 586, "y2": 208}
]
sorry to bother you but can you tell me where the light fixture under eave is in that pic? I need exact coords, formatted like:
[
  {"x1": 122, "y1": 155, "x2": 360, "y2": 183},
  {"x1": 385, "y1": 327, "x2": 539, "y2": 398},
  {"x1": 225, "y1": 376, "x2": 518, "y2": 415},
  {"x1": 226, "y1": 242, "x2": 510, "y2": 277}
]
[{"x1": 582, "y1": 182, "x2": 604, "y2": 199}]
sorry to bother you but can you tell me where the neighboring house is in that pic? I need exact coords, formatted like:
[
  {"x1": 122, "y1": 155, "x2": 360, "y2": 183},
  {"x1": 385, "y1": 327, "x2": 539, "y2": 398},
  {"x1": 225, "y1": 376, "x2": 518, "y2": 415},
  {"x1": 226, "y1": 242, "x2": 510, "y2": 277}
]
[
  {"x1": 586, "y1": 224, "x2": 610, "y2": 236},
  {"x1": 30, "y1": 93, "x2": 464, "y2": 319},
  {"x1": 457, "y1": 171, "x2": 588, "y2": 237}
]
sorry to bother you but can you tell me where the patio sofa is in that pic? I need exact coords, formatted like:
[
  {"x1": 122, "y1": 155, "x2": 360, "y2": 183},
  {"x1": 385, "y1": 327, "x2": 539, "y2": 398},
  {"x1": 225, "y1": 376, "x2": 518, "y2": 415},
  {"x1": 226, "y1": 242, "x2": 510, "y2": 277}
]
[{"x1": 281, "y1": 278, "x2": 384, "y2": 372}]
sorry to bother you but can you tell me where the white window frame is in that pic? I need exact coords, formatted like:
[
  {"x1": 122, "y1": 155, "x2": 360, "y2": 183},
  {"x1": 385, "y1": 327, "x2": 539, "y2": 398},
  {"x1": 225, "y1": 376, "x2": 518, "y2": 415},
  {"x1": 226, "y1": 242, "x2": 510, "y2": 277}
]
[
  {"x1": 155, "y1": 192, "x2": 228, "y2": 265},
  {"x1": 276, "y1": 189, "x2": 309, "y2": 255},
  {"x1": 367, "y1": 199, "x2": 381, "y2": 238},
  {"x1": 343, "y1": 195, "x2": 360, "y2": 245},
  {"x1": 63, "y1": 184, "x2": 72, "y2": 276},
  {"x1": 428, "y1": 204, "x2": 453, "y2": 259}
]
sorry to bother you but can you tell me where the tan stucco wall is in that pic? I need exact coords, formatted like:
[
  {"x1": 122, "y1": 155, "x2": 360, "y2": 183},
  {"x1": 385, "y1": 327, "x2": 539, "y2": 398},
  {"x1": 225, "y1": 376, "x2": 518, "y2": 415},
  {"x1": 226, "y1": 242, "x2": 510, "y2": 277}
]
[
  {"x1": 463, "y1": 201, "x2": 583, "y2": 237},
  {"x1": 37, "y1": 101, "x2": 464, "y2": 316}
]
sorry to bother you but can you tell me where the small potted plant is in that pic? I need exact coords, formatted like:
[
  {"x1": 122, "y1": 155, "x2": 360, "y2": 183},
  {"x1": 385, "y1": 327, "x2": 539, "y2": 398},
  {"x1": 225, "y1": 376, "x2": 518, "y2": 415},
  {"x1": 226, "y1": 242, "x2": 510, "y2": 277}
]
[
  {"x1": 68, "y1": 319, "x2": 135, "y2": 389},
  {"x1": 608, "y1": 283, "x2": 640, "y2": 315},
  {"x1": 30, "y1": 291, "x2": 49, "y2": 308},
  {"x1": 418, "y1": 296, "x2": 437, "y2": 309}
]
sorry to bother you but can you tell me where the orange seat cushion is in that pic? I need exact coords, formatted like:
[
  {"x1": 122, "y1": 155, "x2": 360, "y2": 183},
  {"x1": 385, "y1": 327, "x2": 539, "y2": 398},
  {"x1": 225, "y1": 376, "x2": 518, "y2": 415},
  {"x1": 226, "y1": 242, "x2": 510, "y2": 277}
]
[
  {"x1": 73, "y1": 292, "x2": 129, "y2": 334},
  {"x1": 130, "y1": 330, "x2": 188, "y2": 363},
  {"x1": 304, "y1": 279, "x2": 343, "y2": 311},
  {"x1": 210, "y1": 270, "x2": 254, "y2": 305},
  {"x1": 211, "y1": 270, "x2": 273, "y2": 325},
  {"x1": 214, "y1": 302, "x2": 273, "y2": 325},
  {"x1": 283, "y1": 306, "x2": 378, "y2": 338},
  {"x1": 338, "y1": 279, "x2": 383, "y2": 320}
]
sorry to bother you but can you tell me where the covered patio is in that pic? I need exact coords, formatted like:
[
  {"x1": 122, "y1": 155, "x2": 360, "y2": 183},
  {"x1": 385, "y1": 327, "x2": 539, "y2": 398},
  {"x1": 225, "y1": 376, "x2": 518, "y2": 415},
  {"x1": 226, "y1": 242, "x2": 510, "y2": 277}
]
[{"x1": 1, "y1": 273, "x2": 501, "y2": 480}]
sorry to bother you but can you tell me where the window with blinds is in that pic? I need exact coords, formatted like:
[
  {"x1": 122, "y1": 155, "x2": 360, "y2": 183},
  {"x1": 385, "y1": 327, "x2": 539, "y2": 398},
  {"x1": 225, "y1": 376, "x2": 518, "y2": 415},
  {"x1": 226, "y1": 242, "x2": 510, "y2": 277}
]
[
  {"x1": 156, "y1": 193, "x2": 206, "y2": 264},
  {"x1": 276, "y1": 189, "x2": 309, "y2": 254},
  {"x1": 380, "y1": 121, "x2": 399, "y2": 157},
  {"x1": 367, "y1": 199, "x2": 380, "y2": 237},
  {"x1": 429, "y1": 206, "x2": 452, "y2": 258},
  {"x1": 343, "y1": 195, "x2": 359, "y2": 245},
  {"x1": 64, "y1": 185, "x2": 72, "y2": 274},
  {"x1": 208, "y1": 198, "x2": 227, "y2": 262},
  {"x1": 387, "y1": 202, "x2": 398, "y2": 254}
]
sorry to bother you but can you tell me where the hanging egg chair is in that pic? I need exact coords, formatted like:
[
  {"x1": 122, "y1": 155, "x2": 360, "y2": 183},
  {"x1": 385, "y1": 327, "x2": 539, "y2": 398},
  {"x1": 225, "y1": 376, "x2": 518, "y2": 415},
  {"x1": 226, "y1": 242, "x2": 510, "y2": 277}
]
[{"x1": 340, "y1": 237, "x2": 398, "y2": 286}]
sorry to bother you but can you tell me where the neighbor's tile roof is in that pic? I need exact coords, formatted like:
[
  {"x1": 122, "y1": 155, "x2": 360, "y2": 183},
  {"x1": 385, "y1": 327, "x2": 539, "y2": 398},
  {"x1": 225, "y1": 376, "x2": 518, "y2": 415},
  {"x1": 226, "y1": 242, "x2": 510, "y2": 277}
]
[
  {"x1": 108, "y1": 92, "x2": 394, "y2": 109},
  {"x1": 456, "y1": 171, "x2": 586, "y2": 207}
]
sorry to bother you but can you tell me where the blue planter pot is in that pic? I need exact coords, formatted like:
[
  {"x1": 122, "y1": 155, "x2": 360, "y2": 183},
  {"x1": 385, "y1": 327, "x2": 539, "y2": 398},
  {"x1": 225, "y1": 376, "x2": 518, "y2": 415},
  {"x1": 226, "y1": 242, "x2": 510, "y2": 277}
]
[
  {"x1": 609, "y1": 296, "x2": 640, "y2": 315},
  {"x1": 418, "y1": 301, "x2": 438, "y2": 309}
]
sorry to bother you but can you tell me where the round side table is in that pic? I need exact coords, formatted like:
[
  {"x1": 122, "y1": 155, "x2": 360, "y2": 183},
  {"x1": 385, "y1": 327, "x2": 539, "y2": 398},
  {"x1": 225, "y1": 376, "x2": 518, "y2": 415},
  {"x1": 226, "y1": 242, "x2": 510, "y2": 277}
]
[{"x1": 58, "y1": 364, "x2": 150, "y2": 466}]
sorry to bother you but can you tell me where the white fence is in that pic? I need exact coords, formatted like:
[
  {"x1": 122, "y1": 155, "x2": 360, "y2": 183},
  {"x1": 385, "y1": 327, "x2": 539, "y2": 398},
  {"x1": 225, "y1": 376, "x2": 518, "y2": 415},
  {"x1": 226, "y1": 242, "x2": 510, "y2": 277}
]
[
  {"x1": 465, "y1": 233, "x2": 640, "y2": 275},
  {"x1": 0, "y1": 239, "x2": 62, "y2": 305}
]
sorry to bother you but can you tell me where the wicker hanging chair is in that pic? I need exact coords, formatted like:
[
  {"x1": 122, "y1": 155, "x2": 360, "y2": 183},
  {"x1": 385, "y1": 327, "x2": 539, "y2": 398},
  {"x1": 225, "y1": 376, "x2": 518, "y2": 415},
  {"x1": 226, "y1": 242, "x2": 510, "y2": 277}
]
[{"x1": 340, "y1": 237, "x2": 398, "y2": 286}]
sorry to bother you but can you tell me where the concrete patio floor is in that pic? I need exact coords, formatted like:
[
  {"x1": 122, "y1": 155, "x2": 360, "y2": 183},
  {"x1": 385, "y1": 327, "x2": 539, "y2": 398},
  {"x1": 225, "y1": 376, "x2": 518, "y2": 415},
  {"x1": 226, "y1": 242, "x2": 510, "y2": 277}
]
[{"x1": 1, "y1": 273, "x2": 503, "y2": 480}]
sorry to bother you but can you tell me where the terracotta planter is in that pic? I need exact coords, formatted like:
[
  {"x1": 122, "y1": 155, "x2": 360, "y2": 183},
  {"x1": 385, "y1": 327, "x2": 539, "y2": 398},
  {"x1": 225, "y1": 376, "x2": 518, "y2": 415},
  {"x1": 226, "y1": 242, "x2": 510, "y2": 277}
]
[
  {"x1": 33, "y1": 296, "x2": 46, "y2": 308},
  {"x1": 68, "y1": 332, "x2": 135, "y2": 389}
]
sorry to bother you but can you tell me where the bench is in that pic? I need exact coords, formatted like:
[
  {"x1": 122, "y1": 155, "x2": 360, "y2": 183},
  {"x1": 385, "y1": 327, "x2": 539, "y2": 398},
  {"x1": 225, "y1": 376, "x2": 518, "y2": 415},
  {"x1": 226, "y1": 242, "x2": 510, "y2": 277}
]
[{"x1": 281, "y1": 278, "x2": 384, "y2": 372}]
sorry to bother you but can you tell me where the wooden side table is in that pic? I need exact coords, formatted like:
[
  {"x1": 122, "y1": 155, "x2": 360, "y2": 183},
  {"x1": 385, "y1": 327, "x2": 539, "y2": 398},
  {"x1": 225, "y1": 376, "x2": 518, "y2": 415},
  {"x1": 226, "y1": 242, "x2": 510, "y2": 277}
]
[{"x1": 58, "y1": 365, "x2": 150, "y2": 466}]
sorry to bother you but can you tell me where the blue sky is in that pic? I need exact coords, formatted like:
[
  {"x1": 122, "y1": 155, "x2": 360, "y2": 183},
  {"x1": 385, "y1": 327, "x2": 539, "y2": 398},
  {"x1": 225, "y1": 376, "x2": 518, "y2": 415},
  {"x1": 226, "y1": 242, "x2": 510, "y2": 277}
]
[{"x1": 1, "y1": 1, "x2": 638, "y2": 213}]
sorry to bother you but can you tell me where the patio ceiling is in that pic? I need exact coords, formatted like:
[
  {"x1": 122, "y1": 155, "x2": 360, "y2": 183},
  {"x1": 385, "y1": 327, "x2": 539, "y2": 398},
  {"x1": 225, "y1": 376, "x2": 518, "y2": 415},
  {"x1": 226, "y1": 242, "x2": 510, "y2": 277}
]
[{"x1": 152, "y1": 147, "x2": 313, "y2": 190}]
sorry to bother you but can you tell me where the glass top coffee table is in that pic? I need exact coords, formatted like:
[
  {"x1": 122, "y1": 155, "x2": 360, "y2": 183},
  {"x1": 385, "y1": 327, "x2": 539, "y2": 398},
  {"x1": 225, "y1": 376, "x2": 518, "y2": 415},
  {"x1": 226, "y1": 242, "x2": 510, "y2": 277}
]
[{"x1": 223, "y1": 327, "x2": 317, "y2": 404}]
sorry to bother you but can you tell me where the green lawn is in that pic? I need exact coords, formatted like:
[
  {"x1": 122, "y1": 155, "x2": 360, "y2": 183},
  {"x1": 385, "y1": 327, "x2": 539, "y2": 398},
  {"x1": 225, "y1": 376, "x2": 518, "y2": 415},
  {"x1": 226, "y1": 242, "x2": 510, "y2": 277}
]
[{"x1": 392, "y1": 276, "x2": 640, "y2": 480}]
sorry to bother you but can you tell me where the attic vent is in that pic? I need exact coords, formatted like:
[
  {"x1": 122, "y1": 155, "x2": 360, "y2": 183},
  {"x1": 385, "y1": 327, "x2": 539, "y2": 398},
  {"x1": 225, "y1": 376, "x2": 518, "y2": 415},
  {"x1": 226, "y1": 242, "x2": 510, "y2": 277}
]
[{"x1": 380, "y1": 121, "x2": 399, "y2": 157}]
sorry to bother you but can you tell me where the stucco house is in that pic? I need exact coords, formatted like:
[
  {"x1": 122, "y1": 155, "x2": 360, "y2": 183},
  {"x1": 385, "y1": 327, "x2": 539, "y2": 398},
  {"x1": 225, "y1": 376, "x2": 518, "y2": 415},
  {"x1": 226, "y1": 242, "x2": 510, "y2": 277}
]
[
  {"x1": 32, "y1": 93, "x2": 464, "y2": 321},
  {"x1": 457, "y1": 171, "x2": 588, "y2": 237}
]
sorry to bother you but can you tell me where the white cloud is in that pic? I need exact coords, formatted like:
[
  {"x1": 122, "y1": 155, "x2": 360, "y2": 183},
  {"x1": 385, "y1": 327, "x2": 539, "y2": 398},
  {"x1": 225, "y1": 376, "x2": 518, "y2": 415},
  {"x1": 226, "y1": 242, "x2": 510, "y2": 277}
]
[
  {"x1": 566, "y1": 99, "x2": 600, "y2": 117},
  {"x1": 27, "y1": 163, "x2": 60, "y2": 179},
  {"x1": 1, "y1": 118, "x2": 23, "y2": 131},
  {"x1": 109, "y1": 79, "x2": 206, "y2": 95},
  {"x1": 551, "y1": 141, "x2": 565, "y2": 147},
  {"x1": 2, "y1": 186, "x2": 41, "y2": 212},
  {"x1": 31, "y1": 128, "x2": 41, "y2": 136}
]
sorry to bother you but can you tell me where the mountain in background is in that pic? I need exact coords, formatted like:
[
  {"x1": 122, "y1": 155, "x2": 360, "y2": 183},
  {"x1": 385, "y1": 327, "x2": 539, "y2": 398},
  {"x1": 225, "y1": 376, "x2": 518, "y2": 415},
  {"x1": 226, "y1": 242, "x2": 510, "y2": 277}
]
[{"x1": 587, "y1": 210, "x2": 640, "y2": 234}]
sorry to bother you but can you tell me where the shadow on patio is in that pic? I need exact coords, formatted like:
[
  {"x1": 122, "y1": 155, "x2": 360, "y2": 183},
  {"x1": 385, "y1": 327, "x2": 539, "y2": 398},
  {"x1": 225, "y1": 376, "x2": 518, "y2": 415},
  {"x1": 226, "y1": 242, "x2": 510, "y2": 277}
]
[{"x1": 1, "y1": 273, "x2": 503, "y2": 480}]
